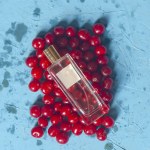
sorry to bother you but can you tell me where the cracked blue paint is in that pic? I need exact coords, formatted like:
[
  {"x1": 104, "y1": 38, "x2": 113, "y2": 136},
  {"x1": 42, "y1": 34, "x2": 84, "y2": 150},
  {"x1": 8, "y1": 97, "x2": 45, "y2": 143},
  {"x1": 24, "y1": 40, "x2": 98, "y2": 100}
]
[{"x1": 0, "y1": 0, "x2": 150, "y2": 150}]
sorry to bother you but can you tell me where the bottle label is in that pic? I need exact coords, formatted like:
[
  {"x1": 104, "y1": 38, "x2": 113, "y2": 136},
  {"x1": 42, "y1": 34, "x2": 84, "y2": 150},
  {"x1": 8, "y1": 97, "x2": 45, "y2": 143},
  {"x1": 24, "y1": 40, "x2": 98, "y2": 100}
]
[{"x1": 56, "y1": 64, "x2": 81, "y2": 89}]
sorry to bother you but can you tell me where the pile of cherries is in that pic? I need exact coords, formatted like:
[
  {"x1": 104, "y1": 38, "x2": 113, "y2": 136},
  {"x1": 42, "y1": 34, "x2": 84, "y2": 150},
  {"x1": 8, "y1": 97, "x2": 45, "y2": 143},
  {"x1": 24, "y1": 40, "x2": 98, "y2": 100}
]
[{"x1": 26, "y1": 23, "x2": 114, "y2": 144}]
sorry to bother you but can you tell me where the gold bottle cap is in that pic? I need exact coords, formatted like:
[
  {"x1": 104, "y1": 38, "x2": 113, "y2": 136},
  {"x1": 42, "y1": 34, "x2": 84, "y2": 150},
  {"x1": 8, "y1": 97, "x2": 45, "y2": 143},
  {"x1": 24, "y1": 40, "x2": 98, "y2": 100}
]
[{"x1": 43, "y1": 45, "x2": 61, "y2": 63}]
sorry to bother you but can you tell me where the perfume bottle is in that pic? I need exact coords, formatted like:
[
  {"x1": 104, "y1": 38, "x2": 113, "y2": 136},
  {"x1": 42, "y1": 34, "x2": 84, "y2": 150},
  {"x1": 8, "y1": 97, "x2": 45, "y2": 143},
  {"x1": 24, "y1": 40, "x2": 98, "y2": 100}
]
[{"x1": 44, "y1": 45, "x2": 109, "y2": 125}]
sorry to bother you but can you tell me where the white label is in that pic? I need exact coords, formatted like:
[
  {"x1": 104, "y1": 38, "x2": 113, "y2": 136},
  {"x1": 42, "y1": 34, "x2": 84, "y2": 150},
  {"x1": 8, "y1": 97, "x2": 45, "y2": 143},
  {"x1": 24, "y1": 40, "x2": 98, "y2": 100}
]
[{"x1": 56, "y1": 64, "x2": 81, "y2": 89}]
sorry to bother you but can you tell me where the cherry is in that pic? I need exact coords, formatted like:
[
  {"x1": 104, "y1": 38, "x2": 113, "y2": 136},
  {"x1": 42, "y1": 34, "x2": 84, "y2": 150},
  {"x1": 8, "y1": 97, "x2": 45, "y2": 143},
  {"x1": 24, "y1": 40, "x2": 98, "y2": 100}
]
[
  {"x1": 80, "y1": 42, "x2": 90, "y2": 51},
  {"x1": 54, "y1": 101, "x2": 63, "y2": 112},
  {"x1": 101, "y1": 104, "x2": 110, "y2": 115},
  {"x1": 41, "y1": 80, "x2": 53, "y2": 94},
  {"x1": 72, "y1": 122, "x2": 83, "y2": 136},
  {"x1": 44, "y1": 33, "x2": 54, "y2": 45},
  {"x1": 31, "y1": 126, "x2": 44, "y2": 138},
  {"x1": 68, "y1": 112, "x2": 79, "y2": 124},
  {"x1": 69, "y1": 37, "x2": 79, "y2": 48},
  {"x1": 53, "y1": 81, "x2": 60, "y2": 88},
  {"x1": 96, "y1": 127, "x2": 107, "y2": 141},
  {"x1": 39, "y1": 57, "x2": 51, "y2": 69},
  {"x1": 78, "y1": 29, "x2": 90, "y2": 41},
  {"x1": 31, "y1": 66, "x2": 43, "y2": 79},
  {"x1": 26, "y1": 56, "x2": 38, "y2": 68},
  {"x1": 95, "y1": 45, "x2": 107, "y2": 56},
  {"x1": 84, "y1": 124, "x2": 97, "y2": 135},
  {"x1": 54, "y1": 88, "x2": 64, "y2": 97},
  {"x1": 101, "y1": 66, "x2": 112, "y2": 76},
  {"x1": 30, "y1": 105, "x2": 41, "y2": 118},
  {"x1": 32, "y1": 37, "x2": 45, "y2": 50},
  {"x1": 83, "y1": 70, "x2": 92, "y2": 80},
  {"x1": 90, "y1": 35, "x2": 101, "y2": 46},
  {"x1": 91, "y1": 72, "x2": 102, "y2": 83},
  {"x1": 56, "y1": 131, "x2": 69, "y2": 144},
  {"x1": 28, "y1": 79, "x2": 40, "y2": 92},
  {"x1": 54, "y1": 26, "x2": 65, "y2": 36},
  {"x1": 84, "y1": 51, "x2": 94, "y2": 62},
  {"x1": 92, "y1": 83, "x2": 102, "y2": 94},
  {"x1": 87, "y1": 61, "x2": 98, "y2": 72},
  {"x1": 60, "y1": 104, "x2": 72, "y2": 116},
  {"x1": 93, "y1": 117, "x2": 103, "y2": 126},
  {"x1": 93, "y1": 23, "x2": 105, "y2": 35},
  {"x1": 102, "y1": 116, "x2": 114, "y2": 128},
  {"x1": 44, "y1": 71, "x2": 53, "y2": 81},
  {"x1": 97, "y1": 55, "x2": 109, "y2": 65},
  {"x1": 60, "y1": 121, "x2": 72, "y2": 132},
  {"x1": 50, "y1": 113, "x2": 63, "y2": 124},
  {"x1": 79, "y1": 117, "x2": 86, "y2": 125},
  {"x1": 77, "y1": 60, "x2": 87, "y2": 70},
  {"x1": 41, "y1": 105, "x2": 53, "y2": 117},
  {"x1": 102, "y1": 77, "x2": 113, "y2": 90},
  {"x1": 36, "y1": 49, "x2": 44, "y2": 59},
  {"x1": 38, "y1": 116, "x2": 48, "y2": 128},
  {"x1": 69, "y1": 49, "x2": 77, "y2": 59},
  {"x1": 48, "y1": 124, "x2": 60, "y2": 137},
  {"x1": 74, "y1": 50, "x2": 83, "y2": 60},
  {"x1": 57, "y1": 37, "x2": 68, "y2": 48},
  {"x1": 58, "y1": 48, "x2": 68, "y2": 57},
  {"x1": 100, "y1": 90, "x2": 113, "y2": 102},
  {"x1": 42, "y1": 94, "x2": 55, "y2": 105},
  {"x1": 62, "y1": 96, "x2": 69, "y2": 104},
  {"x1": 66, "y1": 26, "x2": 76, "y2": 37}
]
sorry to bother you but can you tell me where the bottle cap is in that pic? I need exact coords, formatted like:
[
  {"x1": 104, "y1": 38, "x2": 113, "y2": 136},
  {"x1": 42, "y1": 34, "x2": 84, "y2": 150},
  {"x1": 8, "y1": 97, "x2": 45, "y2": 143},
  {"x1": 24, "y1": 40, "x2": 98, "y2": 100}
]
[{"x1": 43, "y1": 45, "x2": 61, "y2": 63}]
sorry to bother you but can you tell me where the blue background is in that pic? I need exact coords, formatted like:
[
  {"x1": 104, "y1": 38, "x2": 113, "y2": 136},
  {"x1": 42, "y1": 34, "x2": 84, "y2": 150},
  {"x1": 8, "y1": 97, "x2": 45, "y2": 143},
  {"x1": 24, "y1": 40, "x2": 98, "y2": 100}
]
[{"x1": 0, "y1": 0, "x2": 150, "y2": 150}]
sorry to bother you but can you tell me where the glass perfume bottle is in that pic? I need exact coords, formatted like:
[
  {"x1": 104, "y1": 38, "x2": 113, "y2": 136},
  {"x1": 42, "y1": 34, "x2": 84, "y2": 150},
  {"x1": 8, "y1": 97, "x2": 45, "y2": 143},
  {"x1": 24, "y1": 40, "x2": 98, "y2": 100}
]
[{"x1": 44, "y1": 45, "x2": 109, "y2": 125}]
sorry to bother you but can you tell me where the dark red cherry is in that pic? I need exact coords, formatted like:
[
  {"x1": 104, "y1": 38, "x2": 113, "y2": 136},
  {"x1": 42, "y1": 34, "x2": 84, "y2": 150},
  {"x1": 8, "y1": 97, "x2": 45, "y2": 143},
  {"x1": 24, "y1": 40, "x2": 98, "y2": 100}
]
[
  {"x1": 78, "y1": 29, "x2": 90, "y2": 41},
  {"x1": 41, "y1": 105, "x2": 53, "y2": 117},
  {"x1": 28, "y1": 79, "x2": 40, "y2": 92},
  {"x1": 41, "y1": 80, "x2": 53, "y2": 94},
  {"x1": 102, "y1": 116, "x2": 114, "y2": 128},
  {"x1": 84, "y1": 124, "x2": 97, "y2": 135},
  {"x1": 38, "y1": 116, "x2": 48, "y2": 128},
  {"x1": 72, "y1": 122, "x2": 83, "y2": 136},
  {"x1": 80, "y1": 42, "x2": 90, "y2": 51},
  {"x1": 32, "y1": 37, "x2": 45, "y2": 50},
  {"x1": 30, "y1": 105, "x2": 41, "y2": 118},
  {"x1": 48, "y1": 124, "x2": 60, "y2": 137},
  {"x1": 101, "y1": 66, "x2": 112, "y2": 76},
  {"x1": 31, "y1": 66, "x2": 43, "y2": 79},
  {"x1": 42, "y1": 94, "x2": 55, "y2": 105},
  {"x1": 95, "y1": 45, "x2": 107, "y2": 56},
  {"x1": 31, "y1": 126, "x2": 44, "y2": 138},
  {"x1": 87, "y1": 61, "x2": 98, "y2": 72},
  {"x1": 56, "y1": 131, "x2": 69, "y2": 144},
  {"x1": 102, "y1": 77, "x2": 113, "y2": 89},
  {"x1": 66, "y1": 26, "x2": 76, "y2": 37},
  {"x1": 84, "y1": 51, "x2": 95, "y2": 62},
  {"x1": 90, "y1": 35, "x2": 101, "y2": 46},
  {"x1": 54, "y1": 26, "x2": 65, "y2": 36},
  {"x1": 93, "y1": 23, "x2": 105, "y2": 35},
  {"x1": 69, "y1": 37, "x2": 79, "y2": 48},
  {"x1": 26, "y1": 56, "x2": 38, "y2": 68},
  {"x1": 44, "y1": 33, "x2": 54, "y2": 45},
  {"x1": 97, "y1": 55, "x2": 109, "y2": 65},
  {"x1": 96, "y1": 127, "x2": 107, "y2": 141}
]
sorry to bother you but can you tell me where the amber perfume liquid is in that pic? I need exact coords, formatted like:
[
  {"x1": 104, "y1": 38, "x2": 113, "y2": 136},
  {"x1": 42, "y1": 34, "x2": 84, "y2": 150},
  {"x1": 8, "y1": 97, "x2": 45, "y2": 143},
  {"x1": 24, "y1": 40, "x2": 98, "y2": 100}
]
[{"x1": 47, "y1": 53, "x2": 108, "y2": 125}]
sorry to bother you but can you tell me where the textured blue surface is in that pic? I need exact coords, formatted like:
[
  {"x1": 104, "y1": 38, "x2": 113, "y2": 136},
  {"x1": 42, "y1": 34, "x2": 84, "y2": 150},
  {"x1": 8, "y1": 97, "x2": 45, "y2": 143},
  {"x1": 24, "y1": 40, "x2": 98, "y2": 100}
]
[{"x1": 0, "y1": 0, "x2": 150, "y2": 150}]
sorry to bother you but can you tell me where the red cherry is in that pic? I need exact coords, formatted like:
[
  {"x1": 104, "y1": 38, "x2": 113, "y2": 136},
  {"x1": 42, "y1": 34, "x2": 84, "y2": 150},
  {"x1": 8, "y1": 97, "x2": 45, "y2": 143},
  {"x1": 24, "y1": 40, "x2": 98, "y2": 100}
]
[
  {"x1": 28, "y1": 79, "x2": 40, "y2": 92},
  {"x1": 48, "y1": 124, "x2": 60, "y2": 137},
  {"x1": 74, "y1": 50, "x2": 83, "y2": 60},
  {"x1": 56, "y1": 131, "x2": 69, "y2": 144},
  {"x1": 54, "y1": 26, "x2": 65, "y2": 36},
  {"x1": 53, "y1": 81, "x2": 60, "y2": 88},
  {"x1": 54, "y1": 101, "x2": 63, "y2": 112},
  {"x1": 96, "y1": 127, "x2": 107, "y2": 141},
  {"x1": 101, "y1": 66, "x2": 112, "y2": 76},
  {"x1": 84, "y1": 51, "x2": 94, "y2": 62},
  {"x1": 32, "y1": 37, "x2": 45, "y2": 50},
  {"x1": 78, "y1": 29, "x2": 90, "y2": 41},
  {"x1": 57, "y1": 37, "x2": 68, "y2": 48},
  {"x1": 58, "y1": 48, "x2": 68, "y2": 57},
  {"x1": 36, "y1": 49, "x2": 44, "y2": 59},
  {"x1": 101, "y1": 104, "x2": 110, "y2": 115},
  {"x1": 50, "y1": 113, "x2": 63, "y2": 124},
  {"x1": 91, "y1": 73, "x2": 102, "y2": 83},
  {"x1": 41, "y1": 105, "x2": 53, "y2": 117},
  {"x1": 44, "y1": 71, "x2": 53, "y2": 81},
  {"x1": 66, "y1": 26, "x2": 76, "y2": 37},
  {"x1": 87, "y1": 61, "x2": 98, "y2": 72},
  {"x1": 95, "y1": 45, "x2": 107, "y2": 56},
  {"x1": 102, "y1": 116, "x2": 114, "y2": 128},
  {"x1": 26, "y1": 56, "x2": 38, "y2": 68},
  {"x1": 102, "y1": 77, "x2": 113, "y2": 89},
  {"x1": 83, "y1": 70, "x2": 92, "y2": 80},
  {"x1": 31, "y1": 66, "x2": 43, "y2": 79},
  {"x1": 79, "y1": 117, "x2": 86, "y2": 125},
  {"x1": 97, "y1": 55, "x2": 109, "y2": 65},
  {"x1": 60, "y1": 104, "x2": 72, "y2": 116},
  {"x1": 62, "y1": 96, "x2": 69, "y2": 104},
  {"x1": 60, "y1": 121, "x2": 72, "y2": 132},
  {"x1": 100, "y1": 90, "x2": 113, "y2": 102},
  {"x1": 31, "y1": 126, "x2": 44, "y2": 138},
  {"x1": 92, "y1": 83, "x2": 102, "y2": 94},
  {"x1": 38, "y1": 116, "x2": 48, "y2": 128},
  {"x1": 72, "y1": 122, "x2": 83, "y2": 136},
  {"x1": 84, "y1": 124, "x2": 97, "y2": 135},
  {"x1": 44, "y1": 33, "x2": 54, "y2": 45},
  {"x1": 54, "y1": 88, "x2": 64, "y2": 97},
  {"x1": 39, "y1": 57, "x2": 51, "y2": 69},
  {"x1": 69, "y1": 49, "x2": 77, "y2": 59},
  {"x1": 41, "y1": 80, "x2": 53, "y2": 94},
  {"x1": 80, "y1": 42, "x2": 90, "y2": 51},
  {"x1": 69, "y1": 37, "x2": 79, "y2": 48},
  {"x1": 93, "y1": 117, "x2": 103, "y2": 126},
  {"x1": 30, "y1": 105, "x2": 41, "y2": 118},
  {"x1": 93, "y1": 23, "x2": 105, "y2": 35},
  {"x1": 68, "y1": 112, "x2": 79, "y2": 124},
  {"x1": 77, "y1": 60, "x2": 87, "y2": 70},
  {"x1": 90, "y1": 35, "x2": 101, "y2": 46},
  {"x1": 42, "y1": 94, "x2": 55, "y2": 105}
]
